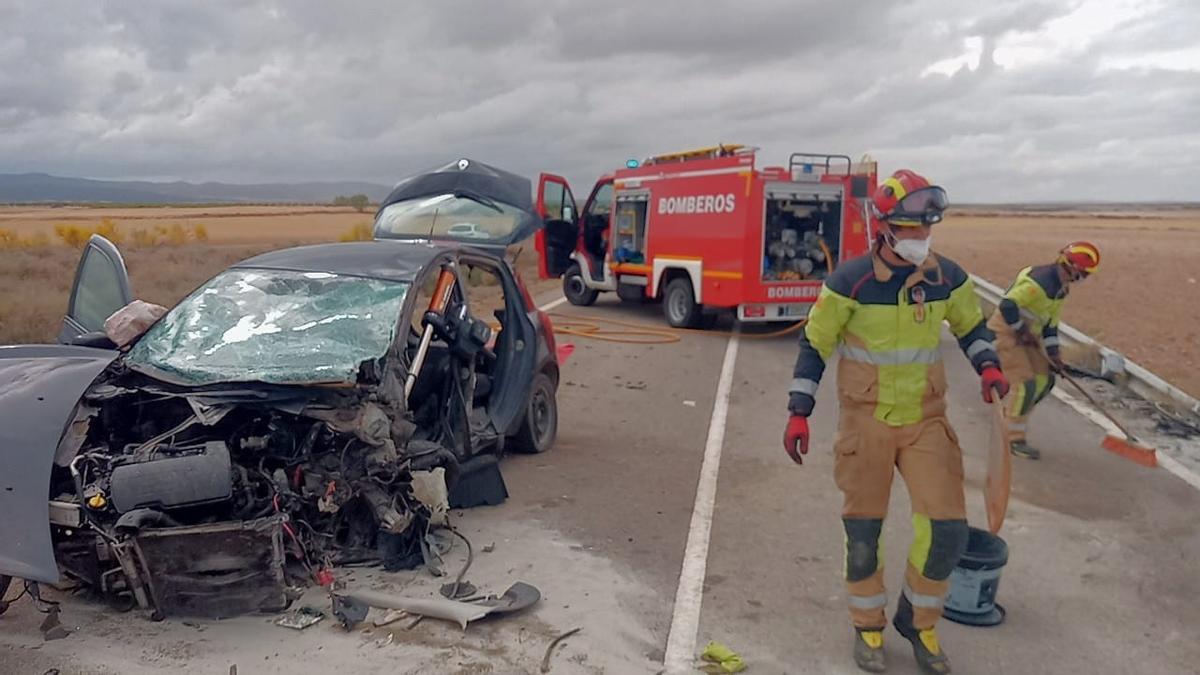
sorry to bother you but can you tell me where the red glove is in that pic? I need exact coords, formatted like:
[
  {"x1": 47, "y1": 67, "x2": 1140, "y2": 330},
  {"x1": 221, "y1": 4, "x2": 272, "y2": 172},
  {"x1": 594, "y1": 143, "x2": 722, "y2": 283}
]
[
  {"x1": 783, "y1": 415, "x2": 810, "y2": 465},
  {"x1": 981, "y1": 366, "x2": 1010, "y2": 403}
]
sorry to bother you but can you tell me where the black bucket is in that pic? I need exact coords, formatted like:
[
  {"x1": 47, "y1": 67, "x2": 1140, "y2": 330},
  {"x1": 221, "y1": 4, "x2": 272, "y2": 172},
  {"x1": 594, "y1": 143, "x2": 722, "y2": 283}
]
[{"x1": 943, "y1": 526, "x2": 1008, "y2": 627}]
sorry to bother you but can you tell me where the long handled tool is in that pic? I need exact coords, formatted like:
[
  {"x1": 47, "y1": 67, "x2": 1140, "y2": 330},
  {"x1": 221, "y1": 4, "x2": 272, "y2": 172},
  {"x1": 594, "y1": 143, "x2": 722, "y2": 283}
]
[
  {"x1": 1035, "y1": 345, "x2": 1157, "y2": 467},
  {"x1": 1055, "y1": 369, "x2": 1158, "y2": 468},
  {"x1": 984, "y1": 397, "x2": 1012, "y2": 534}
]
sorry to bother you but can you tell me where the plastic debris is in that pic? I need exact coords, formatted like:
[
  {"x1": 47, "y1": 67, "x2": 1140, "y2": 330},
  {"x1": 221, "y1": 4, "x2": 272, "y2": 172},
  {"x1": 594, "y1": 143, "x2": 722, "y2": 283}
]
[
  {"x1": 275, "y1": 606, "x2": 325, "y2": 630},
  {"x1": 700, "y1": 641, "x2": 747, "y2": 673}
]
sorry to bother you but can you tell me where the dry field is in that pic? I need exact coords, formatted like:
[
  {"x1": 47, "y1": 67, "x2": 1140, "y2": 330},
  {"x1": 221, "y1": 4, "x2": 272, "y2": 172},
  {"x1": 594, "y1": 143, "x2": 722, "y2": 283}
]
[
  {"x1": 2, "y1": 204, "x2": 1197, "y2": 397},
  {"x1": 0, "y1": 205, "x2": 550, "y2": 345},
  {"x1": 937, "y1": 210, "x2": 1200, "y2": 397}
]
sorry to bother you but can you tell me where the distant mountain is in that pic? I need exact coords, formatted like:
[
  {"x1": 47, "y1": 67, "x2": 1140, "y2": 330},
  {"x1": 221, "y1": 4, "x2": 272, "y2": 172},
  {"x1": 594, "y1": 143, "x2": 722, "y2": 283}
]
[{"x1": 0, "y1": 173, "x2": 392, "y2": 204}]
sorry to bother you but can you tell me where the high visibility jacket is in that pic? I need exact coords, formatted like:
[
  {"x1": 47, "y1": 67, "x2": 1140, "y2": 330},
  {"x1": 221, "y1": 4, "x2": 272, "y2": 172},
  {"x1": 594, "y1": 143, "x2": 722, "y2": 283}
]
[
  {"x1": 790, "y1": 247, "x2": 998, "y2": 426},
  {"x1": 996, "y1": 264, "x2": 1066, "y2": 351}
]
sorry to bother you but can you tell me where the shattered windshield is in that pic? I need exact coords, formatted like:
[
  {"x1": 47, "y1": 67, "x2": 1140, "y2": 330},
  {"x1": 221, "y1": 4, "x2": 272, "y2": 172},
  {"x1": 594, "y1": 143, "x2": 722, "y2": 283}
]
[{"x1": 127, "y1": 269, "x2": 409, "y2": 385}]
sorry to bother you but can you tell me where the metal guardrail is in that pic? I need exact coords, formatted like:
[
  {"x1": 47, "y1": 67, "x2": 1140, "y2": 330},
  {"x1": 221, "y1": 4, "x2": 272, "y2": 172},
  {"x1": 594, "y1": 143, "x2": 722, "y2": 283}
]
[{"x1": 971, "y1": 275, "x2": 1200, "y2": 418}]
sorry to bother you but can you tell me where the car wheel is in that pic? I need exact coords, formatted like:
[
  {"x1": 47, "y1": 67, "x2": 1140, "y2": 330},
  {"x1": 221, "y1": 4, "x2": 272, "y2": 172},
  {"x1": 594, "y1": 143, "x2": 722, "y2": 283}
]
[
  {"x1": 563, "y1": 264, "x2": 599, "y2": 306},
  {"x1": 663, "y1": 277, "x2": 702, "y2": 328},
  {"x1": 512, "y1": 372, "x2": 557, "y2": 453}
]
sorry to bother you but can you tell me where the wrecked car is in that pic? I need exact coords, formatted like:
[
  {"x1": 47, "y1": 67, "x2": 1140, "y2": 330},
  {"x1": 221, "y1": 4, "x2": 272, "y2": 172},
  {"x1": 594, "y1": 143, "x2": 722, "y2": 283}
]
[{"x1": 0, "y1": 160, "x2": 563, "y2": 619}]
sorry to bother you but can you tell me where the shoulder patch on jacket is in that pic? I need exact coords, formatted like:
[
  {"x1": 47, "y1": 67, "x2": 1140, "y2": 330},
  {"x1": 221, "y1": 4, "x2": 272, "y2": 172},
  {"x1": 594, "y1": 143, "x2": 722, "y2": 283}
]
[
  {"x1": 1030, "y1": 264, "x2": 1066, "y2": 298},
  {"x1": 825, "y1": 253, "x2": 874, "y2": 298},
  {"x1": 935, "y1": 253, "x2": 970, "y2": 289}
]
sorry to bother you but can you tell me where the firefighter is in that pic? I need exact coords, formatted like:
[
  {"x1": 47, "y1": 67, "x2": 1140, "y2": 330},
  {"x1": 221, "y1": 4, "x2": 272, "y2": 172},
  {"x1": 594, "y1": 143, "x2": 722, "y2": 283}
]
[
  {"x1": 988, "y1": 242, "x2": 1100, "y2": 459},
  {"x1": 782, "y1": 170, "x2": 1009, "y2": 674}
]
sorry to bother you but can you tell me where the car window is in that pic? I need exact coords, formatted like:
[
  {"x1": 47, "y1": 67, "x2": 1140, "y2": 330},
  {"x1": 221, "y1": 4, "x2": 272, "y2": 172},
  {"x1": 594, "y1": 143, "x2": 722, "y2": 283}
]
[
  {"x1": 542, "y1": 181, "x2": 566, "y2": 221},
  {"x1": 73, "y1": 248, "x2": 129, "y2": 332},
  {"x1": 461, "y1": 262, "x2": 506, "y2": 325},
  {"x1": 586, "y1": 183, "x2": 614, "y2": 221}
]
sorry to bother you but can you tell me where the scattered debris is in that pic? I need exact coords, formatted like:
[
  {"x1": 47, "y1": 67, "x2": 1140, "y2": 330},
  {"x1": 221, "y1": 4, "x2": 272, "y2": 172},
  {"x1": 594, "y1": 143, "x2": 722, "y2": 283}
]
[
  {"x1": 374, "y1": 632, "x2": 395, "y2": 648},
  {"x1": 373, "y1": 609, "x2": 409, "y2": 628},
  {"x1": 700, "y1": 641, "x2": 747, "y2": 673},
  {"x1": 482, "y1": 542, "x2": 496, "y2": 554},
  {"x1": 331, "y1": 594, "x2": 370, "y2": 630},
  {"x1": 441, "y1": 581, "x2": 478, "y2": 599},
  {"x1": 333, "y1": 581, "x2": 540, "y2": 630},
  {"x1": 683, "y1": 400, "x2": 697, "y2": 407},
  {"x1": 540, "y1": 627, "x2": 582, "y2": 673},
  {"x1": 275, "y1": 606, "x2": 325, "y2": 630},
  {"x1": 623, "y1": 381, "x2": 648, "y2": 390},
  {"x1": 39, "y1": 606, "x2": 71, "y2": 641}
]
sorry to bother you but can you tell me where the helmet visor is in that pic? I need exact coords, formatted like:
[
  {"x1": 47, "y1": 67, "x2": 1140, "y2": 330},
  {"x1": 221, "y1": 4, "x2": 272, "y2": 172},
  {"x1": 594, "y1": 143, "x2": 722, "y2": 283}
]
[{"x1": 887, "y1": 186, "x2": 949, "y2": 226}]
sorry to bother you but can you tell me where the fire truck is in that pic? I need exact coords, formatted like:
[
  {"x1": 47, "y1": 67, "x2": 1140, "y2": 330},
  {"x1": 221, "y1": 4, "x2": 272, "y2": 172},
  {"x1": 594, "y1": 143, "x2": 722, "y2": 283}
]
[{"x1": 534, "y1": 145, "x2": 879, "y2": 328}]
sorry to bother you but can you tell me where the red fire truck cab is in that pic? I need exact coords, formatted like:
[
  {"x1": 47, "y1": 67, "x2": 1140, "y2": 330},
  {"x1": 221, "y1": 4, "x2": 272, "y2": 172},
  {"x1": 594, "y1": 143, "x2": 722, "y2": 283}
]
[{"x1": 535, "y1": 145, "x2": 879, "y2": 328}]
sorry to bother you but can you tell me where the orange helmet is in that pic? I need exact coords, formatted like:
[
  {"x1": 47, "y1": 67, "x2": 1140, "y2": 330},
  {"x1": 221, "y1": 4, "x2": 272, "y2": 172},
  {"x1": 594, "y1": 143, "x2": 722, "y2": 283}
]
[
  {"x1": 1058, "y1": 241, "x2": 1100, "y2": 277},
  {"x1": 872, "y1": 169, "x2": 949, "y2": 226}
]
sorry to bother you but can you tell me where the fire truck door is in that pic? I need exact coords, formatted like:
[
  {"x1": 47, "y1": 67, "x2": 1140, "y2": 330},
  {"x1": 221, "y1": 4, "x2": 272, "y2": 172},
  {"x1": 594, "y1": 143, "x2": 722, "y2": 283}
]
[{"x1": 535, "y1": 173, "x2": 577, "y2": 279}]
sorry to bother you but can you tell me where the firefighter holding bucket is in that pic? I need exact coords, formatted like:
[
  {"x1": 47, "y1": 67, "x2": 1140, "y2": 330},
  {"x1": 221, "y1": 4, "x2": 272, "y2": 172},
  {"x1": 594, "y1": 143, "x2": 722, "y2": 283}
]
[{"x1": 783, "y1": 170, "x2": 1010, "y2": 674}]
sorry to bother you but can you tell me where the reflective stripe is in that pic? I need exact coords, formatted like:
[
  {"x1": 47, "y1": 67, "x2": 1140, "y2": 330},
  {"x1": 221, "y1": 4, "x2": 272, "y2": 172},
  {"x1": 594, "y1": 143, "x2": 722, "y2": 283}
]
[
  {"x1": 1043, "y1": 335, "x2": 1061, "y2": 348},
  {"x1": 790, "y1": 378, "x2": 819, "y2": 396},
  {"x1": 849, "y1": 592, "x2": 889, "y2": 610},
  {"x1": 903, "y1": 584, "x2": 944, "y2": 609},
  {"x1": 966, "y1": 339, "x2": 994, "y2": 359},
  {"x1": 838, "y1": 344, "x2": 941, "y2": 365},
  {"x1": 1009, "y1": 318, "x2": 1024, "y2": 331}
]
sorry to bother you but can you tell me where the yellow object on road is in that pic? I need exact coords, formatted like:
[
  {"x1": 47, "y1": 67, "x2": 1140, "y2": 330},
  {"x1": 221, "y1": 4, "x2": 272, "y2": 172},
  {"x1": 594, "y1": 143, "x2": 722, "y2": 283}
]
[{"x1": 700, "y1": 641, "x2": 747, "y2": 673}]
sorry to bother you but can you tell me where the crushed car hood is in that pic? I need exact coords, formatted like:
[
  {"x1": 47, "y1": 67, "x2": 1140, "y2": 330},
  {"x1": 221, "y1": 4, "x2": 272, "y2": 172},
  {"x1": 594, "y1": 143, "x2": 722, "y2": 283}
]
[{"x1": 0, "y1": 345, "x2": 119, "y2": 583}]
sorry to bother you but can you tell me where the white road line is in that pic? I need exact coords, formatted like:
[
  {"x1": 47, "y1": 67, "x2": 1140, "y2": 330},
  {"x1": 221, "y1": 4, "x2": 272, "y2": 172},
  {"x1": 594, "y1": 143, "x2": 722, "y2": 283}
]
[
  {"x1": 1051, "y1": 389, "x2": 1200, "y2": 491},
  {"x1": 663, "y1": 328, "x2": 741, "y2": 673},
  {"x1": 538, "y1": 296, "x2": 568, "y2": 312}
]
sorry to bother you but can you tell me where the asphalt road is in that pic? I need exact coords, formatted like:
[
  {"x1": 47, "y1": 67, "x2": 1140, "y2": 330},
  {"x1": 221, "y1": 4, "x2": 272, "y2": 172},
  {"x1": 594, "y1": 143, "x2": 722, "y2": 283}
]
[{"x1": 3, "y1": 295, "x2": 1199, "y2": 674}]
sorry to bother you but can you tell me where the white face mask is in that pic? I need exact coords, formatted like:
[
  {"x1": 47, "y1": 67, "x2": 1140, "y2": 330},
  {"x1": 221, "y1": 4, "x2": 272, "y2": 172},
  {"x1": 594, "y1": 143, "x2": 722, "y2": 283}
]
[{"x1": 886, "y1": 231, "x2": 932, "y2": 265}]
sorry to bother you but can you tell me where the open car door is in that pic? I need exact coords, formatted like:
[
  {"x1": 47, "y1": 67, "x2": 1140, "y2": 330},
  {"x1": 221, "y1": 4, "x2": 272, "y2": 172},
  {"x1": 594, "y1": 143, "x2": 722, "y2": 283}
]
[
  {"x1": 57, "y1": 235, "x2": 133, "y2": 344},
  {"x1": 534, "y1": 173, "x2": 577, "y2": 280}
]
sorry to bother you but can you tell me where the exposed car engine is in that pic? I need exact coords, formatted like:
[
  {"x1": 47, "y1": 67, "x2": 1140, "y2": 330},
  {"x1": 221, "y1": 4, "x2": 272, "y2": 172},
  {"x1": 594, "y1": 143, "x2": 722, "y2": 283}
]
[{"x1": 48, "y1": 363, "x2": 466, "y2": 618}]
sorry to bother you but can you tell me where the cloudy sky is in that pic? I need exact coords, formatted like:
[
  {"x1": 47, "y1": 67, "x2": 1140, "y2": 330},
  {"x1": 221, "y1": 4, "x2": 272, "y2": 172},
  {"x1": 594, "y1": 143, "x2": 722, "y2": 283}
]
[{"x1": 1, "y1": 0, "x2": 1197, "y2": 202}]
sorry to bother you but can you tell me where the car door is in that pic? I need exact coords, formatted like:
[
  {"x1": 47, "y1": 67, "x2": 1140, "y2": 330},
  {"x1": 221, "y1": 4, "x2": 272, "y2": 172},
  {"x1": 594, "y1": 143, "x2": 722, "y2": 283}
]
[
  {"x1": 534, "y1": 173, "x2": 578, "y2": 279},
  {"x1": 57, "y1": 235, "x2": 133, "y2": 344}
]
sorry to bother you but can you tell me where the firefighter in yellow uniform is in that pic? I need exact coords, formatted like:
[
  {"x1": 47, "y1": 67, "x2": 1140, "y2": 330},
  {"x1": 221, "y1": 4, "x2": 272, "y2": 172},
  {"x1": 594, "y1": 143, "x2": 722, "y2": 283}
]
[
  {"x1": 988, "y1": 242, "x2": 1100, "y2": 459},
  {"x1": 783, "y1": 170, "x2": 1009, "y2": 674}
]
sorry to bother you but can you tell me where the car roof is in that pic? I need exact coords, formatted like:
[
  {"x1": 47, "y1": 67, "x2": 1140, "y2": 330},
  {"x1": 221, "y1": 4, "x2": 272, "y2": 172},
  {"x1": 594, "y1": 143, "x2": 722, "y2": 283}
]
[{"x1": 231, "y1": 241, "x2": 459, "y2": 283}]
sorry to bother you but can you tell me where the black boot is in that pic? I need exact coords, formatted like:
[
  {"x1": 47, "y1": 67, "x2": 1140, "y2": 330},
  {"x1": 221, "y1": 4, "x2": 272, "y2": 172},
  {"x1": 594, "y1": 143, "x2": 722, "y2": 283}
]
[
  {"x1": 893, "y1": 594, "x2": 952, "y2": 675},
  {"x1": 853, "y1": 627, "x2": 887, "y2": 673},
  {"x1": 1010, "y1": 440, "x2": 1041, "y2": 460}
]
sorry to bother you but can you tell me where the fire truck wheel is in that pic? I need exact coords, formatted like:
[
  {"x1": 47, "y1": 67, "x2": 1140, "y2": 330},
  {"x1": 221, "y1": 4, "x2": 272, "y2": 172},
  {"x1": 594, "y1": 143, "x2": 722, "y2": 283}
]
[
  {"x1": 663, "y1": 277, "x2": 702, "y2": 328},
  {"x1": 563, "y1": 264, "x2": 599, "y2": 306},
  {"x1": 511, "y1": 372, "x2": 558, "y2": 453}
]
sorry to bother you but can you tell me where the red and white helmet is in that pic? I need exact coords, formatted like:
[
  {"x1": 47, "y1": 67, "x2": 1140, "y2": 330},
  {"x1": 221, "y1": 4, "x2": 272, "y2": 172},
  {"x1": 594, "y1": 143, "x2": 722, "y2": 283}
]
[
  {"x1": 1058, "y1": 241, "x2": 1100, "y2": 277},
  {"x1": 872, "y1": 169, "x2": 949, "y2": 226}
]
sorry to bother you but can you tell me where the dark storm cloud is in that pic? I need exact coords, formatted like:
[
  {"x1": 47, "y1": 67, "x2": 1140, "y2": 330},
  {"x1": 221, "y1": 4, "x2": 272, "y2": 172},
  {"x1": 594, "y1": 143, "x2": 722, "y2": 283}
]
[{"x1": 0, "y1": 0, "x2": 1195, "y2": 201}]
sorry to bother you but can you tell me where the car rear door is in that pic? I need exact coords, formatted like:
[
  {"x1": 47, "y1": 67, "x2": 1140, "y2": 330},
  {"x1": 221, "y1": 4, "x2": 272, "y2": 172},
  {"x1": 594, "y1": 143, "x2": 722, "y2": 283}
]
[
  {"x1": 57, "y1": 235, "x2": 133, "y2": 343},
  {"x1": 534, "y1": 173, "x2": 578, "y2": 279}
]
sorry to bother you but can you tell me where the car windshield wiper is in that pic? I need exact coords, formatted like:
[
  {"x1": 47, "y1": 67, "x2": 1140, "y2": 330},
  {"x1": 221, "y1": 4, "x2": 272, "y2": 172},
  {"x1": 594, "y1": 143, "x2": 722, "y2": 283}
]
[{"x1": 453, "y1": 190, "x2": 502, "y2": 213}]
